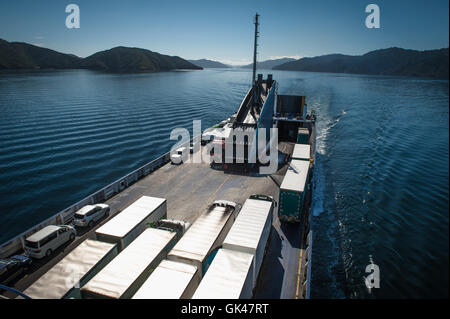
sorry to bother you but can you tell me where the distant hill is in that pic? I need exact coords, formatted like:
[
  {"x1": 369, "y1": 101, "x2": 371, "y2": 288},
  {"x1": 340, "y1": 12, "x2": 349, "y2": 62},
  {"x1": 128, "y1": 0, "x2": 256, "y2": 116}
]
[
  {"x1": 83, "y1": 46, "x2": 202, "y2": 72},
  {"x1": 188, "y1": 59, "x2": 230, "y2": 68},
  {"x1": 0, "y1": 39, "x2": 82, "y2": 69},
  {"x1": 274, "y1": 48, "x2": 449, "y2": 79},
  {"x1": 240, "y1": 58, "x2": 297, "y2": 70},
  {"x1": 0, "y1": 39, "x2": 202, "y2": 72}
]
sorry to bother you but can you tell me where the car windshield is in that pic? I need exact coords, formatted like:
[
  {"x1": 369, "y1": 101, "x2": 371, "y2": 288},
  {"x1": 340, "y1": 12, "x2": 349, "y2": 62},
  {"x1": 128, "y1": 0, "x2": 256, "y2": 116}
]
[
  {"x1": 74, "y1": 213, "x2": 85, "y2": 219},
  {"x1": 24, "y1": 240, "x2": 39, "y2": 249}
]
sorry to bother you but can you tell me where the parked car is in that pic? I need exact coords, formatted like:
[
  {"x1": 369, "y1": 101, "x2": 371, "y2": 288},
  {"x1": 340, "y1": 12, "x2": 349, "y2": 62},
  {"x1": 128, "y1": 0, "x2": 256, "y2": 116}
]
[
  {"x1": 24, "y1": 225, "x2": 76, "y2": 259},
  {"x1": 0, "y1": 255, "x2": 32, "y2": 285},
  {"x1": 73, "y1": 204, "x2": 110, "y2": 228}
]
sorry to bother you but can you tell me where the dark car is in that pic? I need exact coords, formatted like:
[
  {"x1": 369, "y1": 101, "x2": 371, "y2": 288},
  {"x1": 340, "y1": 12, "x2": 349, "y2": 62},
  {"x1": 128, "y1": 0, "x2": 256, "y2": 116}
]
[{"x1": 0, "y1": 255, "x2": 32, "y2": 285}]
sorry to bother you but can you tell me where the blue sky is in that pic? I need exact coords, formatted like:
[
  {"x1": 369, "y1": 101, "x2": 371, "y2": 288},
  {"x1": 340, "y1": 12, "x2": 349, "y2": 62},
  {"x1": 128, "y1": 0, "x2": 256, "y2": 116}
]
[{"x1": 0, "y1": 0, "x2": 448, "y2": 65}]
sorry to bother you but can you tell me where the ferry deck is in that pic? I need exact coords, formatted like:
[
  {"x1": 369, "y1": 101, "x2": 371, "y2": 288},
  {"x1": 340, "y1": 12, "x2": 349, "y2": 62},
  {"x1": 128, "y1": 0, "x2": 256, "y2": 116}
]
[{"x1": 4, "y1": 141, "x2": 312, "y2": 299}]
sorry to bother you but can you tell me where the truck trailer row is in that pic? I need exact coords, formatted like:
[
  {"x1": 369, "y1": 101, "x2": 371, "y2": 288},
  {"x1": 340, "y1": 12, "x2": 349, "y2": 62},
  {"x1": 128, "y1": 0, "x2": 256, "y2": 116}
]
[{"x1": 20, "y1": 193, "x2": 277, "y2": 299}]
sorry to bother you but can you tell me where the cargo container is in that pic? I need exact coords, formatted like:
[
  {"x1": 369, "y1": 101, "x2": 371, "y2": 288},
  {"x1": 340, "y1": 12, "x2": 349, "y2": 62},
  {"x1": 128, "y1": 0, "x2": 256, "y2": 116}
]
[
  {"x1": 132, "y1": 260, "x2": 200, "y2": 299},
  {"x1": 81, "y1": 228, "x2": 176, "y2": 299},
  {"x1": 192, "y1": 248, "x2": 254, "y2": 299},
  {"x1": 167, "y1": 200, "x2": 237, "y2": 276},
  {"x1": 279, "y1": 160, "x2": 310, "y2": 222},
  {"x1": 95, "y1": 196, "x2": 166, "y2": 251},
  {"x1": 297, "y1": 127, "x2": 310, "y2": 144},
  {"x1": 291, "y1": 143, "x2": 311, "y2": 161},
  {"x1": 222, "y1": 194, "x2": 274, "y2": 289},
  {"x1": 22, "y1": 239, "x2": 118, "y2": 299}
]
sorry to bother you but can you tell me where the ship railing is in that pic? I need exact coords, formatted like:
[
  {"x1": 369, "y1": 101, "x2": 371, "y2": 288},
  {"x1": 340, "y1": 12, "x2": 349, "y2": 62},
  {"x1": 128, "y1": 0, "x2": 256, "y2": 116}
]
[{"x1": 305, "y1": 229, "x2": 313, "y2": 299}]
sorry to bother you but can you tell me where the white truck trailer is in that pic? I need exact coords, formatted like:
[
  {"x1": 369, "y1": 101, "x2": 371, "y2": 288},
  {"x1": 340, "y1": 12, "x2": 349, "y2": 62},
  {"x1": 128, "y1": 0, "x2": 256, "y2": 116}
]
[
  {"x1": 22, "y1": 239, "x2": 118, "y2": 299},
  {"x1": 95, "y1": 196, "x2": 166, "y2": 251},
  {"x1": 291, "y1": 143, "x2": 311, "y2": 161},
  {"x1": 167, "y1": 200, "x2": 237, "y2": 276},
  {"x1": 192, "y1": 248, "x2": 254, "y2": 299},
  {"x1": 222, "y1": 194, "x2": 274, "y2": 290},
  {"x1": 81, "y1": 228, "x2": 176, "y2": 299},
  {"x1": 132, "y1": 259, "x2": 200, "y2": 299}
]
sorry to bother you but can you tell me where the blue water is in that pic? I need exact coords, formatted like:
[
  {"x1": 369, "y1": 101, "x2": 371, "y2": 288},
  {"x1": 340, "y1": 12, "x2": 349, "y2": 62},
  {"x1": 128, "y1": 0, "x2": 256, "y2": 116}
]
[{"x1": 0, "y1": 69, "x2": 448, "y2": 298}]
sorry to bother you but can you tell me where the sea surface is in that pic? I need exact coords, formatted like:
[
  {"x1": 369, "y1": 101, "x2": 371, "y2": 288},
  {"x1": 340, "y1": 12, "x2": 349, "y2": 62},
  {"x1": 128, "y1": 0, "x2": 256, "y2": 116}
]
[{"x1": 0, "y1": 69, "x2": 448, "y2": 298}]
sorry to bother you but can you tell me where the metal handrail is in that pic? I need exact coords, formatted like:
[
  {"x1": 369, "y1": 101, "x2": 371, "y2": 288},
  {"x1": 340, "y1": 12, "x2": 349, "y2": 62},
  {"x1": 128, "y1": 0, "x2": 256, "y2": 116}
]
[{"x1": 0, "y1": 284, "x2": 31, "y2": 299}]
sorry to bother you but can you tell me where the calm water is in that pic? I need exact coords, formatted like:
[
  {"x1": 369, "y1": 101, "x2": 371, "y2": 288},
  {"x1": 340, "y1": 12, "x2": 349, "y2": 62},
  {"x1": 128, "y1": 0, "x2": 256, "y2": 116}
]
[{"x1": 0, "y1": 69, "x2": 448, "y2": 298}]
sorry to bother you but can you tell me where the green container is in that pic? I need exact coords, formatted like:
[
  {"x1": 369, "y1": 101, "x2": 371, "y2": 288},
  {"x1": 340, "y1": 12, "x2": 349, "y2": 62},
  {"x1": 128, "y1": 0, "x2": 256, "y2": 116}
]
[
  {"x1": 278, "y1": 160, "x2": 310, "y2": 222},
  {"x1": 297, "y1": 127, "x2": 309, "y2": 144},
  {"x1": 279, "y1": 189, "x2": 306, "y2": 222}
]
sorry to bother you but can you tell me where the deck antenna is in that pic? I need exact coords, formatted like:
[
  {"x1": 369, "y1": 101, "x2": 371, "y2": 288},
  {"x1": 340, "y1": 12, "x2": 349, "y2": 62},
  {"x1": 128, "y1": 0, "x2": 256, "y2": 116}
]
[{"x1": 252, "y1": 13, "x2": 260, "y2": 106}]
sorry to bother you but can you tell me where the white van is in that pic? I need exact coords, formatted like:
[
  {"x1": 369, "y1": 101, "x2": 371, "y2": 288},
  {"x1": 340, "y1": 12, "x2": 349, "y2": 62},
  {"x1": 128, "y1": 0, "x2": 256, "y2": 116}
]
[{"x1": 24, "y1": 225, "x2": 76, "y2": 259}]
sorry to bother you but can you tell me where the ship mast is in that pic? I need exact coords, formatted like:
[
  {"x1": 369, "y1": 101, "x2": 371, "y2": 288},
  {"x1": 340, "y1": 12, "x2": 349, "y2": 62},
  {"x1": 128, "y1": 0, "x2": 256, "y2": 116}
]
[
  {"x1": 252, "y1": 13, "x2": 260, "y2": 107},
  {"x1": 252, "y1": 13, "x2": 259, "y2": 87}
]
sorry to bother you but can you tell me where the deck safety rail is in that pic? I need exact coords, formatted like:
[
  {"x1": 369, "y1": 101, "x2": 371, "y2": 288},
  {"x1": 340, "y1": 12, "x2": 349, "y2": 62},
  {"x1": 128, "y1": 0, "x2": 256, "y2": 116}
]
[
  {"x1": 305, "y1": 229, "x2": 313, "y2": 299},
  {"x1": 0, "y1": 284, "x2": 31, "y2": 299}
]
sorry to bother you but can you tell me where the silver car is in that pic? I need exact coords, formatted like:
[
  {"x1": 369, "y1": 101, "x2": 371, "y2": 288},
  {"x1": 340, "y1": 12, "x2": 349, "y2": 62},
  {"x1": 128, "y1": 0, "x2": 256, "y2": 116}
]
[{"x1": 73, "y1": 204, "x2": 110, "y2": 228}]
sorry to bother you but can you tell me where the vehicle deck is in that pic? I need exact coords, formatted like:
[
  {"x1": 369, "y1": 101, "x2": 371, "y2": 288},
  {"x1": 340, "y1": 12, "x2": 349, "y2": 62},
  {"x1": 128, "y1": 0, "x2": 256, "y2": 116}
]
[{"x1": 5, "y1": 142, "x2": 310, "y2": 299}]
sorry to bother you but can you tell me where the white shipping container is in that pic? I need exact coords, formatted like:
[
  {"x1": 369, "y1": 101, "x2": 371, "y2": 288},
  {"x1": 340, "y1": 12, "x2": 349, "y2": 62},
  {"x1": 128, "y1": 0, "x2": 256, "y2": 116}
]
[
  {"x1": 192, "y1": 249, "x2": 254, "y2": 299},
  {"x1": 222, "y1": 197, "x2": 273, "y2": 289},
  {"x1": 167, "y1": 202, "x2": 236, "y2": 276},
  {"x1": 291, "y1": 144, "x2": 311, "y2": 161},
  {"x1": 22, "y1": 240, "x2": 118, "y2": 299},
  {"x1": 132, "y1": 260, "x2": 200, "y2": 299},
  {"x1": 280, "y1": 160, "x2": 310, "y2": 193},
  {"x1": 81, "y1": 228, "x2": 176, "y2": 299},
  {"x1": 95, "y1": 196, "x2": 166, "y2": 250}
]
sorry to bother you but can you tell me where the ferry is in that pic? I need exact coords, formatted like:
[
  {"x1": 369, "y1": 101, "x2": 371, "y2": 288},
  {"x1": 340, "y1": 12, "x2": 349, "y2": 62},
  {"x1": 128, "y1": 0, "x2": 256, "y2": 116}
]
[{"x1": 0, "y1": 13, "x2": 316, "y2": 300}]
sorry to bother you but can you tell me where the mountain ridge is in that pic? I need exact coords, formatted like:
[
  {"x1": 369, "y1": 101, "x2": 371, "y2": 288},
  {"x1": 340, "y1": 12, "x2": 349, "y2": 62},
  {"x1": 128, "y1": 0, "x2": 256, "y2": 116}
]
[
  {"x1": 1, "y1": 39, "x2": 447, "y2": 78},
  {"x1": 82, "y1": 46, "x2": 202, "y2": 72},
  {"x1": 0, "y1": 39, "x2": 202, "y2": 72},
  {"x1": 274, "y1": 47, "x2": 449, "y2": 79},
  {"x1": 0, "y1": 39, "x2": 82, "y2": 69},
  {"x1": 240, "y1": 57, "x2": 297, "y2": 70},
  {"x1": 188, "y1": 59, "x2": 230, "y2": 68}
]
